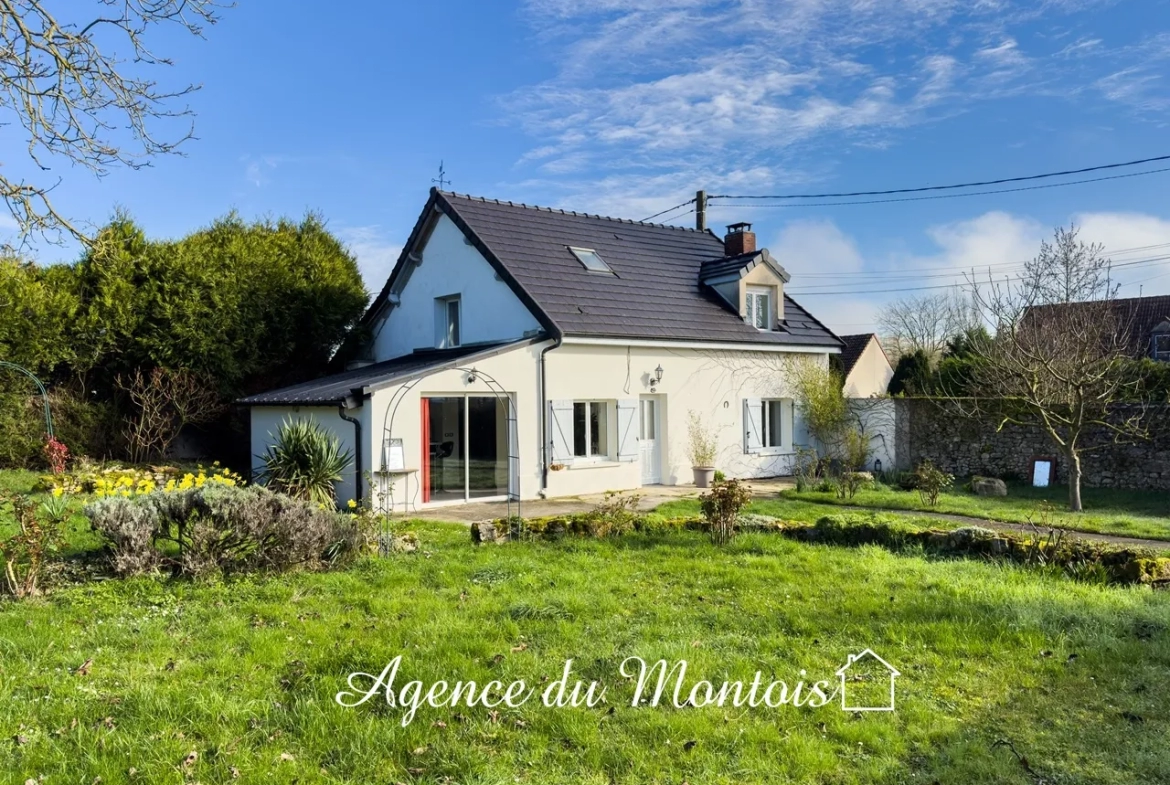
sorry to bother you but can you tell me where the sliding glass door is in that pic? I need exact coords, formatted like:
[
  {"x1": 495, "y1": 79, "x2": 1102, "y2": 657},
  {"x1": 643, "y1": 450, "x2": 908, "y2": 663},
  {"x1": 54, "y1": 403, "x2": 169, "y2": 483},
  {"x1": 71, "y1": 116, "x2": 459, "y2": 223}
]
[{"x1": 423, "y1": 395, "x2": 510, "y2": 503}]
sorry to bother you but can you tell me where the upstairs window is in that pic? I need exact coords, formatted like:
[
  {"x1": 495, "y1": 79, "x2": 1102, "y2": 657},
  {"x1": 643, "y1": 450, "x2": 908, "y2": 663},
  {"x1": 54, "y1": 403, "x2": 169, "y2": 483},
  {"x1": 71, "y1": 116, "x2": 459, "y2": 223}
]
[
  {"x1": 569, "y1": 247, "x2": 613, "y2": 274},
  {"x1": 1155, "y1": 333, "x2": 1170, "y2": 362},
  {"x1": 435, "y1": 295, "x2": 461, "y2": 348},
  {"x1": 745, "y1": 286, "x2": 771, "y2": 330}
]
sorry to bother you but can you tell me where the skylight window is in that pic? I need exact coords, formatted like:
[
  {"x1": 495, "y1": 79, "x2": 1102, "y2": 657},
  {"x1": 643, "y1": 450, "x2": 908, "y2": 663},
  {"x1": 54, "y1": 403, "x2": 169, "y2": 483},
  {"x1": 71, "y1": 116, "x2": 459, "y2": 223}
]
[{"x1": 569, "y1": 246, "x2": 613, "y2": 274}]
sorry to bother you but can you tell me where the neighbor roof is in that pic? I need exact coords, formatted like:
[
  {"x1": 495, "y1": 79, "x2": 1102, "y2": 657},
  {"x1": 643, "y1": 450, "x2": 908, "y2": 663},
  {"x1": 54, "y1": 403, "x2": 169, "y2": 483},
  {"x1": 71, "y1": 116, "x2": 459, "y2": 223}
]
[
  {"x1": 837, "y1": 334, "x2": 883, "y2": 379},
  {"x1": 365, "y1": 189, "x2": 841, "y2": 349},
  {"x1": 238, "y1": 340, "x2": 533, "y2": 406},
  {"x1": 1025, "y1": 294, "x2": 1170, "y2": 357}
]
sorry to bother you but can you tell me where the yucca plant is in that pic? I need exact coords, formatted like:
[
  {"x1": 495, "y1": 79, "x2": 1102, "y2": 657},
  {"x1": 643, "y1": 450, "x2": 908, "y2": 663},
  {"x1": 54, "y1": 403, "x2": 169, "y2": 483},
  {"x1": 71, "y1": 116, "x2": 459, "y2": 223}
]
[{"x1": 258, "y1": 418, "x2": 353, "y2": 506}]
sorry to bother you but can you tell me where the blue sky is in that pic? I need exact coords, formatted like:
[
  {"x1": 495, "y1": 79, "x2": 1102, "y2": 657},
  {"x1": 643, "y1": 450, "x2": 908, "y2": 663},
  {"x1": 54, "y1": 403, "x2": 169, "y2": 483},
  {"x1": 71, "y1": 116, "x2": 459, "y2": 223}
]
[{"x1": 10, "y1": 0, "x2": 1170, "y2": 333}]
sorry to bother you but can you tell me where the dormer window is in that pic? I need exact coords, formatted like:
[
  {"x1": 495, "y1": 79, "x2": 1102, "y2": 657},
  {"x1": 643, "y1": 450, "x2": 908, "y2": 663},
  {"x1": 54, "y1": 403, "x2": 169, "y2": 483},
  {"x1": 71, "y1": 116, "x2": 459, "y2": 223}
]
[
  {"x1": 745, "y1": 286, "x2": 771, "y2": 330},
  {"x1": 569, "y1": 247, "x2": 613, "y2": 274},
  {"x1": 1155, "y1": 333, "x2": 1170, "y2": 362}
]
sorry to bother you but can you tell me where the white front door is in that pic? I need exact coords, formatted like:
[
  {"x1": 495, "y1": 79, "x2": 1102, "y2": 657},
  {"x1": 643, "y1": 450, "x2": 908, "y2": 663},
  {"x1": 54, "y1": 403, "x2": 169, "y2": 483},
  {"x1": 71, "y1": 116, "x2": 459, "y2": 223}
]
[{"x1": 639, "y1": 396, "x2": 661, "y2": 484}]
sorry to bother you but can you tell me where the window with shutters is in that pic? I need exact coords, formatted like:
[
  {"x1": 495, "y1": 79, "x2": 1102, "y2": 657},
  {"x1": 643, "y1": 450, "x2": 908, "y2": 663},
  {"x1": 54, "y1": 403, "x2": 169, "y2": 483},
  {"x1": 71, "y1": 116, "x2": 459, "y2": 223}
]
[
  {"x1": 743, "y1": 397, "x2": 789, "y2": 454},
  {"x1": 761, "y1": 399, "x2": 783, "y2": 448},
  {"x1": 572, "y1": 401, "x2": 610, "y2": 459},
  {"x1": 745, "y1": 286, "x2": 771, "y2": 331}
]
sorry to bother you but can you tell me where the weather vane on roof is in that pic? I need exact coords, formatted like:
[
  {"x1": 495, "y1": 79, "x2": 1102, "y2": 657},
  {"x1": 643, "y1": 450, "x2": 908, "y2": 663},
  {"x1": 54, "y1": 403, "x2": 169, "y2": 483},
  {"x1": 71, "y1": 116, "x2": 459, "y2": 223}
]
[{"x1": 432, "y1": 161, "x2": 451, "y2": 190}]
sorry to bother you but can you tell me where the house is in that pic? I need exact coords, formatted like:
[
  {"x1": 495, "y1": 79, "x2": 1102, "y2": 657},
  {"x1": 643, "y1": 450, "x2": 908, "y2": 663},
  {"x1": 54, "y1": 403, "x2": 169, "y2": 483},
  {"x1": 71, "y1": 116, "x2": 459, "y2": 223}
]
[
  {"x1": 835, "y1": 333, "x2": 894, "y2": 398},
  {"x1": 240, "y1": 189, "x2": 843, "y2": 510},
  {"x1": 835, "y1": 649, "x2": 900, "y2": 712},
  {"x1": 1025, "y1": 294, "x2": 1170, "y2": 362}
]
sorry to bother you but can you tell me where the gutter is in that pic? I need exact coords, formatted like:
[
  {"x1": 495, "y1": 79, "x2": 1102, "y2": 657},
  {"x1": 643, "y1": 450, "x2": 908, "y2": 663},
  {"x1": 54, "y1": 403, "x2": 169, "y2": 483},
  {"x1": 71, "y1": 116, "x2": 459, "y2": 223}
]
[
  {"x1": 338, "y1": 403, "x2": 363, "y2": 504},
  {"x1": 539, "y1": 332, "x2": 564, "y2": 497}
]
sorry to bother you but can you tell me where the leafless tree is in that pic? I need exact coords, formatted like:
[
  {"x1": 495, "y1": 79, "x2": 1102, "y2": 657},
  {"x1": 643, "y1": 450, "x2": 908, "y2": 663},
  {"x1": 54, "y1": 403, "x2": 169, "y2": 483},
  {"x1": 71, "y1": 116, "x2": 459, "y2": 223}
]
[
  {"x1": 0, "y1": 1, "x2": 223, "y2": 244},
  {"x1": 878, "y1": 290, "x2": 979, "y2": 360},
  {"x1": 117, "y1": 367, "x2": 222, "y2": 463},
  {"x1": 964, "y1": 225, "x2": 1145, "y2": 512}
]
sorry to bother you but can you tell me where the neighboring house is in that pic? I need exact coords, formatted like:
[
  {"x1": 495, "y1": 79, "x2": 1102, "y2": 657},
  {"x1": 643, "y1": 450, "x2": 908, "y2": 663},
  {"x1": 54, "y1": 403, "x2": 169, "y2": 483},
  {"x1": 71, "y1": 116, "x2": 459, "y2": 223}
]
[
  {"x1": 836, "y1": 334, "x2": 894, "y2": 398},
  {"x1": 1025, "y1": 294, "x2": 1170, "y2": 362},
  {"x1": 241, "y1": 189, "x2": 843, "y2": 509}
]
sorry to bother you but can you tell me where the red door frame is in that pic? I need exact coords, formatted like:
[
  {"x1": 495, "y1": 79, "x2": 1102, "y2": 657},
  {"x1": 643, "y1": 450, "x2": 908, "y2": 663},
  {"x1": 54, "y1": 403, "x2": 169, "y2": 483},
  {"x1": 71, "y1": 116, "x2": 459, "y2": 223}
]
[{"x1": 420, "y1": 397, "x2": 431, "y2": 504}]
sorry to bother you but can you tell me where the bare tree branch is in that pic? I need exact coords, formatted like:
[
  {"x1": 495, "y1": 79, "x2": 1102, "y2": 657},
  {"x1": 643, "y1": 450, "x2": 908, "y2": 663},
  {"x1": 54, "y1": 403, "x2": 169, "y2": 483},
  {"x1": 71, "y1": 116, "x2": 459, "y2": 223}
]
[{"x1": 0, "y1": 0, "x2": 225, "y2": 245}]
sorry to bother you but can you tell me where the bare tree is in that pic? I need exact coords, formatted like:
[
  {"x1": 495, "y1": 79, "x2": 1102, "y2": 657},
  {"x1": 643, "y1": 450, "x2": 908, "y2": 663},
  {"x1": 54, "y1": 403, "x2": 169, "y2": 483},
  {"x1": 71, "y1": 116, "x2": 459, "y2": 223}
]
[
  {"x1": 965, "y1": 225, "x2": 1145, "y2": 512},
  {"x1": 0, "y1": 1, "x2": 223, "y2": 243},
  {"x1": 117, "y1": 367, "x2": 222, "y2": 463},
  {"x1": 878, "y1": 290, "x2": 978, "y2": 360}
]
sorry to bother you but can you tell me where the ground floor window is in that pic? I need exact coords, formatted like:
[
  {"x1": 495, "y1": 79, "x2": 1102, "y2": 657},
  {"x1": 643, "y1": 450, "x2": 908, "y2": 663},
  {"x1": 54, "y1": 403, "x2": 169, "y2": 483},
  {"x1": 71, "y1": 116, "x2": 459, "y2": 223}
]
[
  {"x1": 743, "y1": 397, "x2": 789, "y2": 454},
  {"x1": 572, "y1": 400, "x2": 609, "y2": 459}
]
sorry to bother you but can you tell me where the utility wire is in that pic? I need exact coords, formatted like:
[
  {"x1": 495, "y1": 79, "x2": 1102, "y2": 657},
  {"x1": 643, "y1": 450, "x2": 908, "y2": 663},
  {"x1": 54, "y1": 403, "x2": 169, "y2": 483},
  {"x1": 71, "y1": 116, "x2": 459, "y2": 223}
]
[
  {"x1": 792, "y1": 242, "x2": 1170, "y2": 278},
  {"x1": 710, "y1": 154, "x2": 1170, "y2": 201},
  {"x1": 641, "y1": 199, "x2": 696, "y2": 223},
  {"x1": 786, "y1": 254, "x2": 1170, "y2": 296},
  {"x1": 708, "y1": 167, "x2": 1170, "y2": 209}
]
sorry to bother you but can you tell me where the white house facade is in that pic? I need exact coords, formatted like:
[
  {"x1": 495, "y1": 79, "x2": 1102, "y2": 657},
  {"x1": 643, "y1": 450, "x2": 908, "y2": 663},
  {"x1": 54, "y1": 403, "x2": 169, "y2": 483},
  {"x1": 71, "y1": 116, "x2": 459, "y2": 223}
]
[{"x1": 241, "y1": 190, "x2": 844, "y2": 510}]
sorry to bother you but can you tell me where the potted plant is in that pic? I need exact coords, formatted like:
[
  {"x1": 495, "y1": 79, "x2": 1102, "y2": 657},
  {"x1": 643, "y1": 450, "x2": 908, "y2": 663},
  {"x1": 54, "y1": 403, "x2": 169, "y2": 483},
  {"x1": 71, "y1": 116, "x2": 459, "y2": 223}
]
[{"x1": 687, "y1": 410, "x2": 718, "y2": 488}]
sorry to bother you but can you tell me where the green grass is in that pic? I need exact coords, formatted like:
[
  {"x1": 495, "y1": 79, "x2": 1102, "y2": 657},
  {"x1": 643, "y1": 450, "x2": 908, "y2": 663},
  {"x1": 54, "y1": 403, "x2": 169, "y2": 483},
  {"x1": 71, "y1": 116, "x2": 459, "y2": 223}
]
[
  {"x1": 784, "y1": 481, "x2": 1170, "y2": 542},
  {"x1": 1, "y1": 519, "x2": 1169, "y2": 784}
]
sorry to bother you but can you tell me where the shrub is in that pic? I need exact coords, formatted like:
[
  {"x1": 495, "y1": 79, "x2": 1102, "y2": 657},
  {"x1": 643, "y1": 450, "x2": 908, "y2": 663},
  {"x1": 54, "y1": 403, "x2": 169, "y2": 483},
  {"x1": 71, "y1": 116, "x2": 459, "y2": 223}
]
[
  {"x1": 913, "y1": 460, "x2": 953, "y2": 507},
  {"x1": 87, "y1": 484, "x2": 359, "y2": 579},
  {"x1": 700, "y1": 478, "x2": 752, "y2": 546},
  {"x1": 117, "y1": 367, "x2": 224, "y2": 464},
  {"x1": 85, "y1": 495, "x2": 162, "y2": 576},
  {"x1": 686, "y1": 411, "x2": 718, "y2": 468},
  {"x1": 713, "y1": 470, "x2": 726, "y2": 483},
  {"x1": 0, "y1": 494, "x2": 63, "y2": 597},
  {"x1": 259, "y1": 418, "x2": 353, "y2": 505},
  {"x1": 43, "y1": 435, "x2": 69, "y2": 474},
  {"x1": 580, "y1": 490, "x2": 642, "y2": 537}
]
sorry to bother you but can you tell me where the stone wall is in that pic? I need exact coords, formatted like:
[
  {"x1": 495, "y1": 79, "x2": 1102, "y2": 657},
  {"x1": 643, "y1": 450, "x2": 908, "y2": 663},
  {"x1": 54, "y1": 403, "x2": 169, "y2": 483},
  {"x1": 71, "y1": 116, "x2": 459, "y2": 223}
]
[{"x1": 895, "y1": 398, "x2": 1170, "y2": 491}]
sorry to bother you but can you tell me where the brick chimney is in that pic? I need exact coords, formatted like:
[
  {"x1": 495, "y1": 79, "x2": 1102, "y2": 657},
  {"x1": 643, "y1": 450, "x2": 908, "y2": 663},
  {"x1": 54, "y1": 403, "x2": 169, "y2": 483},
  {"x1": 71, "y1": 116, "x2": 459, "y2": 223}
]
[{"x1": 724, "y1": 222, "x2": 756, "y2": 257}]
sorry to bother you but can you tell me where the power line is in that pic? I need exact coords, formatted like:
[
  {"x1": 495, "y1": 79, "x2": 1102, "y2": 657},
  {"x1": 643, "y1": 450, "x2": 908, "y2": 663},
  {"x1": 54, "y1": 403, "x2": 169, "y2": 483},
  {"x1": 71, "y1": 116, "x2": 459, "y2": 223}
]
[
  {"x1": 710, "y1": 153, "x2": 1170, "y2": 201},
  {"x1": 791, "y1": 241, "x2": 1170, "y2": 279},
  {"x1": 641, "y1": 199, "x2": 696, "y2": 223},
  {"x1": 786, "y1": 254, "x2": 1170, "y2": 296},
  {"x1": 707, "y1": 167, "x2": 1170, "y2": 209}
]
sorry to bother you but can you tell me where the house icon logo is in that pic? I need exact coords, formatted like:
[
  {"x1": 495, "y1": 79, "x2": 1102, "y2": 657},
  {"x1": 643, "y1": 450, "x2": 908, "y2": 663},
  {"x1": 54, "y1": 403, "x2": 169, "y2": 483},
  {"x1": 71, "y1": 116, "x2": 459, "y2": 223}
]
[{"x1": 835, "y1": 649, "x2": 900, "y2": 712}]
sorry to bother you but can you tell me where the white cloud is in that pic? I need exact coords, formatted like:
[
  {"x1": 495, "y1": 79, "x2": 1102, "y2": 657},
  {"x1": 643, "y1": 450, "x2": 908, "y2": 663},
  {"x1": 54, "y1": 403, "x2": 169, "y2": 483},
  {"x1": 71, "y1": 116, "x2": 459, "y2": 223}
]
[
  {"x1": 505, "y1": 0, "x2": 1161, "y2": 213},
  {"x1": 338, "y1": 226, "x2": 403, "y2": 294},
  {"x1": 772, "y1": 210, "x2": 1170, "y2": 334}
]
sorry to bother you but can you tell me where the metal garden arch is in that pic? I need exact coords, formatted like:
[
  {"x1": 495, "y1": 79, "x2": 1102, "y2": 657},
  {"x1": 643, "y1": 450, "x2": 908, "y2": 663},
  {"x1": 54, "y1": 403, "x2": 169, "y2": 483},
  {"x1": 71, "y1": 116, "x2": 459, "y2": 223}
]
[{"x1": 0, "y1": 361, "x2": 53, "y2": 437}]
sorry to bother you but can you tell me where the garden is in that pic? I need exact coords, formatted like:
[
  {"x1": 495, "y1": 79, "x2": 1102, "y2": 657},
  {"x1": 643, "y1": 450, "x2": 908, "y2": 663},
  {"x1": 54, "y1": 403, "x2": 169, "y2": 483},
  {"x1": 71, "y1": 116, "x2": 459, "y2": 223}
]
[{"x1": 2, "y1": 436, "x2": 1170, "y2": 782}]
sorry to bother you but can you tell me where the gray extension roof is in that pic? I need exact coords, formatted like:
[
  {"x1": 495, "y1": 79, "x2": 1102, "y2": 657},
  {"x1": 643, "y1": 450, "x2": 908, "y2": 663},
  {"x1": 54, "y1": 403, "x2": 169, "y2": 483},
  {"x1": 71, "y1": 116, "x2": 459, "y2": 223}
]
[
  {"x1": 364, "y1": 189, "x2": 842, "y2": 349},
  {"x1": 238, "y1": 340, "x2": 534, "y2": 406}
]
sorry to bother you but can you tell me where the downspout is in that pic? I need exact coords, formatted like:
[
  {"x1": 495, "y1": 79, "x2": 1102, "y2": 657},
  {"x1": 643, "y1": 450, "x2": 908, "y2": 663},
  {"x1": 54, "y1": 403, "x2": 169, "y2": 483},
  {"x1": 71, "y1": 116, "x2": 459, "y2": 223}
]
[
  {"x1": 338, "y1": 404, "x2": 363, "y2": 504},
  {"x1": 538, "y1": 332, "x2": 564, "y2": 497}
]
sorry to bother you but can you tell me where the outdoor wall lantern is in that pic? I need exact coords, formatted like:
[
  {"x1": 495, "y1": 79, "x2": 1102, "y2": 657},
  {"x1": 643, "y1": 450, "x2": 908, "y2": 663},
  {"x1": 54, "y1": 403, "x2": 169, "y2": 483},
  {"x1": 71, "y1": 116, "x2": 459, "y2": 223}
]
[{"x1": 650, "y1": 364, "x2": 664, "y2": 389}]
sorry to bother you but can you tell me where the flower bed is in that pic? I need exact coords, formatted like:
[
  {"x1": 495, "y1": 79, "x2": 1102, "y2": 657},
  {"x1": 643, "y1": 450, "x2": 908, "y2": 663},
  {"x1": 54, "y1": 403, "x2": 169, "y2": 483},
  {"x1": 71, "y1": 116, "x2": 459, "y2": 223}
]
[
  {"x1": 472, "y1": 511, "x2": 1170, "y2": 586},
  {"x1": 38, "y1": 462, "x2": 243, "y2": 497}
]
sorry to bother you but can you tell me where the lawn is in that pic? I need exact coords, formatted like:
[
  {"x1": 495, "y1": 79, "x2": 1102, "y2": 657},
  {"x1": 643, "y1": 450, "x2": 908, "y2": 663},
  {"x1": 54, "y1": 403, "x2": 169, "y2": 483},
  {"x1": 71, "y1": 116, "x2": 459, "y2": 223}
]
[
  {"x1": 784, "y1": 480, "x2": 1170, "y2": 542},
  {"x1": 1, "y1": 516, "x2": 1168, "y2": 784}
]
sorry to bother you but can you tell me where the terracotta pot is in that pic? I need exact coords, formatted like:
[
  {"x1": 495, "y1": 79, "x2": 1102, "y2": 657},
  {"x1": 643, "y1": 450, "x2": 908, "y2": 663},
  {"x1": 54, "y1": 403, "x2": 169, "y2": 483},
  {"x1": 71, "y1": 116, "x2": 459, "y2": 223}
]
[{"x1": 693, "y1": 467, "x2": 715, "y2": 488}]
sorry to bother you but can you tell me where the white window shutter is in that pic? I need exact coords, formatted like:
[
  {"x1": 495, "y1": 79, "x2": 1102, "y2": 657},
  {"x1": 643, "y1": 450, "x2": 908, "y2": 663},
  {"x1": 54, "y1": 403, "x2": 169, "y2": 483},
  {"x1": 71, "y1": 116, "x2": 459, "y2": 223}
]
[
  {"x1": 743, "y1": 398, "x2": 763, "y2": 454},
  {"x1": 616, "y1": 399, "x2": 638, "y2": 462},
  {"x1": 548, "y1": 400, "x2": 574, "y2": 462}
]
